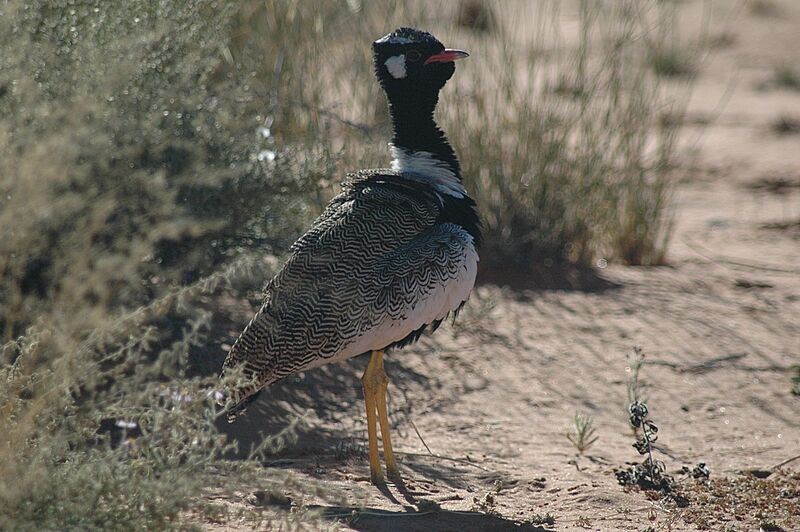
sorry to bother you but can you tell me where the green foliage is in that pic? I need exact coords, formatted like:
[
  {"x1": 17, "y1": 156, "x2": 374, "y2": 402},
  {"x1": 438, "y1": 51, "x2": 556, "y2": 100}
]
[
  {"x1": 627, "y1": 346, "x2": 648, "y2": 404},
  {"x1": 772, "y1": 66, "x2": 800, "y2": 91},
  {"x1": 0, "y1": 0, "x2": 326, "y2": 338},
  {"x1": 566, "y1": 412, "x2": 599, "y2": 454},
  {"x1": 0, "y1": 0, "x2": 330, "y2": 528}
]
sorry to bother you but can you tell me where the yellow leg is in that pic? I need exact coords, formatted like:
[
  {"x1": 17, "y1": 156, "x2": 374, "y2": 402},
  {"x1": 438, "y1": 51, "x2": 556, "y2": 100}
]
[
  {"x1": 373, "y1": 353, "x2": 400, "y2": 481},
  {"x1": 362, "y1": 350, "x2": 401, "y2": 484},
  {"x1": 362, "y1": 352, "x2": 383, "y2": 484}
]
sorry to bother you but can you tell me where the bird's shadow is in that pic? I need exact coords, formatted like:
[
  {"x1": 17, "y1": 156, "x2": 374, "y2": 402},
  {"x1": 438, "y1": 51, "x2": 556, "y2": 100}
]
[
  {"x1": 255, "y1": 487, "x2": 549, "y2": 531},
  {"x1": 191, "y1": 309, "x2": 504, "y2": 492},
  {"x1": 476, "y1": 260, "x2": 620, "y2": 294},
  {"x1": 313, "y1": 506, "x2": 551, "y2": 531},
  {"x1": 189, "y1": 307, "x2": 440, "y2": 460}
]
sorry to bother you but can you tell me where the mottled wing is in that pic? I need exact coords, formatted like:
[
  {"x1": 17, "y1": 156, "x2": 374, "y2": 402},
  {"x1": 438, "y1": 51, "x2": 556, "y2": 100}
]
[{"x1": 222, "y1": 173, "x2": 466, "y2": 416}]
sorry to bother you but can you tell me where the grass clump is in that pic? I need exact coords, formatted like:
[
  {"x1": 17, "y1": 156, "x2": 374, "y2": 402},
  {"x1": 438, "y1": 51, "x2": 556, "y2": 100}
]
[
  {"x1": 443, "y1": 1, "x2": 685, "y2": 269},
  {"x1": 529, "y1": 512, "x2": 556, "y2": 526}
]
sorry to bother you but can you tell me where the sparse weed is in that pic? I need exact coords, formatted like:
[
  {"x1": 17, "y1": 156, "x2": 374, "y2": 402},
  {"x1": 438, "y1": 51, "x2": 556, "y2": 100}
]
[
  {"x1": 649, "y1": 48, "x2": 698, "y2": 78},
  {"x1": 471, "y1": 480, "x2": 503, "y2": 515},
  {"x1": 615, "y1": 348, "x2": 707, "y2": 509},
  {"x1": 566, "y1": 412, "x2": 600, "y2": 454},
  {"x1": 530, "y1": 512, "x2": 556, "y2": 526},
  {"x1": 616, "y1": 400, "x2": 672, "y2": 492},
  {"x1": 642, "y1": 2, "x2": 701, "y2": 80},
  {"x1": 749, "y1": 0, "x2": 779, "y2": 17},
  {"x1": 627, "y1": 346, "x2": 648, "y2": 404},
  {"x1": 771, "y1": 115, "x2": 800, "y2": 135},
  {"x1": 791, "y1": 365, "x2": 800, "y2": 396},
  {"x1": 456, "y1": 0, "x2": 497, "y2": 33},
  {"x1": 771, "y1": 66, "x2": 800, "y2": 91}
]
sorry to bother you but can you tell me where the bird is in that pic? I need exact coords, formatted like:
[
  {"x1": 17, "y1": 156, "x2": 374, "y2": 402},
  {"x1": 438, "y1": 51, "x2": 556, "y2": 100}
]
[{"x1": 220, "y1": 27, "x2": 480, "y2": 485}]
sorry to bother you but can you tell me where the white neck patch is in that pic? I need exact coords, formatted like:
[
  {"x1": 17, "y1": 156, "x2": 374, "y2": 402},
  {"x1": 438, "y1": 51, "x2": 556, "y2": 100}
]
[
  {"x1": 390, "y1": 144, "x2": 466, "y2": 198},
  {"x1": 384, "y1": 55, "x2": 407, "y2": 79}
]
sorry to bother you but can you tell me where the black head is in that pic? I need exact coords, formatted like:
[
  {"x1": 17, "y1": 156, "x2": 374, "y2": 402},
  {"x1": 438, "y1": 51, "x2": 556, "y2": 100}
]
[{"x1": 372, "y1": 28, "x2": 468, "y2": 95}]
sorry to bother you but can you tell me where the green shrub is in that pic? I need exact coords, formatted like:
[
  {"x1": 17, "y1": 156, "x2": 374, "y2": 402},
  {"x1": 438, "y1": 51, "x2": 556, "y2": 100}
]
[
  {"x1": 0, "y1": 0, "x2": 328, "y2": 527},
  {"x1": 0, "y1": 0, "x2": 330, "y2": 338}
]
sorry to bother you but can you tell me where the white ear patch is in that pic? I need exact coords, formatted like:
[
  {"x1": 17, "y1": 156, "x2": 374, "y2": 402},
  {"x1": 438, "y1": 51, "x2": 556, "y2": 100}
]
[{"x1": 384, "y1": 54, "x2": 407, "y2": 79}]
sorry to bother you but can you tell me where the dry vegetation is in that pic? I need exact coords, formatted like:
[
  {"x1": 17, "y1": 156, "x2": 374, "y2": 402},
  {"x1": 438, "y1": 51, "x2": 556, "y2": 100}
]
[{"x1": 6, "y1": 0, "x2": 788, "y2": 529}]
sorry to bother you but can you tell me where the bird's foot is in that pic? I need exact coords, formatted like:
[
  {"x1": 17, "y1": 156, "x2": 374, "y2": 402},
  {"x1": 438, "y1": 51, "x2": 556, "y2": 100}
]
[
  {"x1": 386, "y1": 465, "x2": 403, "y2": 485},
  {"x1": 370, "y1": 469, "x2": 385, "y2": 486}
]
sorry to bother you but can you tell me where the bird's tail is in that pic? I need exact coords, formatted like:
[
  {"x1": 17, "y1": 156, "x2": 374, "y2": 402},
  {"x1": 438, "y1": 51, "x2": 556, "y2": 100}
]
[
  {"x1": 219, "y1": 387, "x2": 264, "y2": 423},
  {"x1": 218, "y1": 360, "x2": 266, "y2": 423}
]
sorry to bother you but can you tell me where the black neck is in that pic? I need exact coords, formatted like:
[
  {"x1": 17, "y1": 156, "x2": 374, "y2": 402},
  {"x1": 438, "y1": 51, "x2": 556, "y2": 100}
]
[
  {"x1": 384, "y1": 89, "x2": 481, "y2": 248},
  {"x1": 386, "y1": 91, "x2": 461, "y2": 176}
]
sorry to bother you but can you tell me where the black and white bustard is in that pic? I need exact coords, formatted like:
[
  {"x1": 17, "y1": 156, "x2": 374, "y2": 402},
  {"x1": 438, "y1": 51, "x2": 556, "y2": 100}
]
[{"x1": 221, "y1": 27, "x2": 480, "y2": 484}]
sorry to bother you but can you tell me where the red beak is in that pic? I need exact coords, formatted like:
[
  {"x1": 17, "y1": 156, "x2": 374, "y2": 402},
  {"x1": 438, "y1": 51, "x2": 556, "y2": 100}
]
[{"x1": 424, "y1": 48, "x2": 470, "y2": 65}]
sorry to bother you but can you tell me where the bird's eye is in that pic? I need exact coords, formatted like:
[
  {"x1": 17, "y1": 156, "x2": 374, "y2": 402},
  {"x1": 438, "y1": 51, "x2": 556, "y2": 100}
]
[{"x1": 406, "y1": 50, "x2": 421, "y2": 62}]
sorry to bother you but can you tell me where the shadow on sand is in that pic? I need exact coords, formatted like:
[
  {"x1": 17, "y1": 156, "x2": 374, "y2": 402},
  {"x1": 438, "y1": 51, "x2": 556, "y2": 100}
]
[
  {"x1": 190, "y1": 309, "x2": 440, "y2": 459},
  {"x1": 313, "y1": 506, "x2": 551, "y2": 531},
  {"x1": 477, "y1": 260, "x2": 620, "y2": 293}
]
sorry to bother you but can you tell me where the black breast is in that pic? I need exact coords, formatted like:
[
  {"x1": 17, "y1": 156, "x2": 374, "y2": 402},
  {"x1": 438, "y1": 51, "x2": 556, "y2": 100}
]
[
  {"x1": 346, "y1": 170, "x2": 482, "y2": 249},
  {"x1": 438, "y1": 194, "x2": 482, "y2": 248}
]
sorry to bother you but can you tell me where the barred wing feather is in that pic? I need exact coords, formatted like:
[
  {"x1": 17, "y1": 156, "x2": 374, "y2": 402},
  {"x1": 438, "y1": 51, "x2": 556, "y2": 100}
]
[{"x1": 221, "y1": 173, "x2": 478, "y2": 417}]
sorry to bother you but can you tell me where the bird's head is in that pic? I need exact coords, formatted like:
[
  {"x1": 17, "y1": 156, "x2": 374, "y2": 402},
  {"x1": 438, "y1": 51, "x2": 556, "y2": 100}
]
[{"x1": 372, "y1": 27, "x2": 468, "y2": 97}]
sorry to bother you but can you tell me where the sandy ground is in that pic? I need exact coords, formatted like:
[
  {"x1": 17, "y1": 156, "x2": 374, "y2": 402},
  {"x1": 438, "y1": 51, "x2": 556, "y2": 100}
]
[{"x1": 204, "y1": 2, "x2": 800, "y2": 530}]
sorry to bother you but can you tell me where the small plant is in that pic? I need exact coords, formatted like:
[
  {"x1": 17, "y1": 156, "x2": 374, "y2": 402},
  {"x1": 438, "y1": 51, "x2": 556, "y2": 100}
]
[
  {"x1": 644, "y1": 2, "x2": 701, "y2": 80},
  {"x1": 471, "y1": 479, "x2": 503, "y2": 515},
  {"x1": 566, "y1": 412, "x2": 599, "y2": 454},
  {"x1": 615, "y1": 401, "x2": 674, "y2": 492},
  {"x1": 530, "y1": 512, "x2": 556, "y2": 526},
  {"x1": 627, "y1": 346, "x2": 647, "y2": 405},
  {"x1": 615, "y1": 348, "x2": 708, "y2": 508},
  {"x1": 771, "y1": 66, "x2": 800, "y2": 91},
  {"x1": 456, "y1": 0, "x2": 497, "y2": 33},
  {"x1": 749, "y1": 0, "x2": 779, "y2": 17},
  {"x1": 772, "y1": 115, "x2": 800, "y2": 135},
  {"x1": 649, "y1": 47, "x2": 697, "y2": 78}
]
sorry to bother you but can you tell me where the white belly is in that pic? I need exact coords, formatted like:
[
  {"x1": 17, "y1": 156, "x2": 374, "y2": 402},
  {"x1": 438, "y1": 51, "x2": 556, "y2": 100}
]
[{"x1": 304, "y1": 237, "x2": 479, "y2": 369}]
